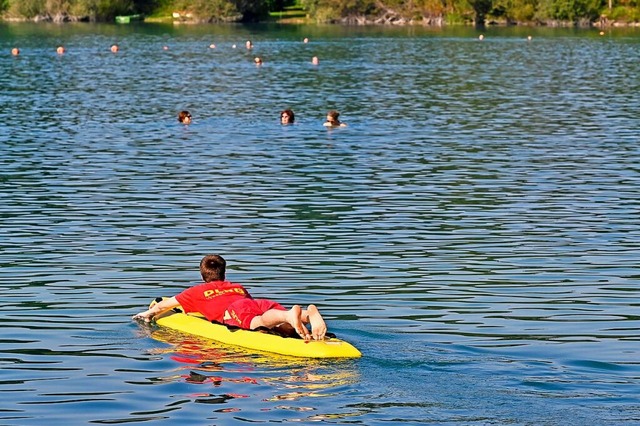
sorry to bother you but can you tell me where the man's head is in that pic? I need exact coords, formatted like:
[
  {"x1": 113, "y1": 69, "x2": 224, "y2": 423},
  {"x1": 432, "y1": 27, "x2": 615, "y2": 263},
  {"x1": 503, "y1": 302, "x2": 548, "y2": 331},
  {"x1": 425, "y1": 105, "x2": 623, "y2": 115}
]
[
  {"x1": 200, "y1": 254, "x2": 226, "y2": 282},
  {"x1": 327, "y1": 110, "x2": 340, "y2": 123},
  {"x1": 178, "y1": 110, "x2": 192, "y2": 124}
]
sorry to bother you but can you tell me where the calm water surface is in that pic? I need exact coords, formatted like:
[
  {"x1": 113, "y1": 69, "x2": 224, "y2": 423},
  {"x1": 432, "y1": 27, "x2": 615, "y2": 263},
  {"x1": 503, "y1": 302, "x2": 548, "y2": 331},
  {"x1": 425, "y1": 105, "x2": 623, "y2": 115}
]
[{"x1": 1, "y1": 23, "x2": 639, "y2": 425}]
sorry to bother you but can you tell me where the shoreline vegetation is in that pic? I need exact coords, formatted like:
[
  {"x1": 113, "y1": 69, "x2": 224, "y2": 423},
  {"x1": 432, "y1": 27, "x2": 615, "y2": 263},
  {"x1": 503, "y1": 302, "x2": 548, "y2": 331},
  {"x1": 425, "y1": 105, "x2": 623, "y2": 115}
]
[{"x1": 1, "y1": 0, "x2": 639, "y2": 27}]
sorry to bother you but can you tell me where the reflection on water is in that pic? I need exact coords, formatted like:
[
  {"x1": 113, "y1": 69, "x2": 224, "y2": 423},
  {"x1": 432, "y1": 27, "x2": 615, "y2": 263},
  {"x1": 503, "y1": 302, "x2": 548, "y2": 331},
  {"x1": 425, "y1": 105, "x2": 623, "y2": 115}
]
[
  {"x1": 133, "y1": 325, "x2": 361, "y2": 422},
  {"x1": 0, "y1": 23, "x2": 639, "y2": 425}
]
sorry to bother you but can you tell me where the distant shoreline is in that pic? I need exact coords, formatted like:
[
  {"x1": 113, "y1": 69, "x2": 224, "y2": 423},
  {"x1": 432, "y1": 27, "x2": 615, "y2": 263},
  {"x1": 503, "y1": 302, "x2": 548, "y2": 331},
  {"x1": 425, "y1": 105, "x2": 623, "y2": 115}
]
[{"x1": 1, "y1": 14, "x2": 639, "y2": 27}]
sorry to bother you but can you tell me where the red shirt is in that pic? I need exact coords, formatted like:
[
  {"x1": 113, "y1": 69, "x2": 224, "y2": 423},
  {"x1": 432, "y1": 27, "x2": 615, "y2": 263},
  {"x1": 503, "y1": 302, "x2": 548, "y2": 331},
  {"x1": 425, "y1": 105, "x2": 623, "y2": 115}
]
[{"x1": 175, "y1": 281, "x2": 251, "y2": 322}]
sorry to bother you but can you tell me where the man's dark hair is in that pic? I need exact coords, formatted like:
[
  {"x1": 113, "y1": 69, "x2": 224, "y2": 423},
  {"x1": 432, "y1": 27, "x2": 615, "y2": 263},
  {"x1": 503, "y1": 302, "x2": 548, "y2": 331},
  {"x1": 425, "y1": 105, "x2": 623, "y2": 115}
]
[{"x1": 200, "y1": 254, "x2": 226, "y2": 282}]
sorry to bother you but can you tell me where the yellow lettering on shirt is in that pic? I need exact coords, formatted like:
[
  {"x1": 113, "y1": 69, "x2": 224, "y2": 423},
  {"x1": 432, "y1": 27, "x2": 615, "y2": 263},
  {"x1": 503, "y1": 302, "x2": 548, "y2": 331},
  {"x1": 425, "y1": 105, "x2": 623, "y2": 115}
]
[{"x1": 203, "y1": 287, "x2": 246, "y2": 299}]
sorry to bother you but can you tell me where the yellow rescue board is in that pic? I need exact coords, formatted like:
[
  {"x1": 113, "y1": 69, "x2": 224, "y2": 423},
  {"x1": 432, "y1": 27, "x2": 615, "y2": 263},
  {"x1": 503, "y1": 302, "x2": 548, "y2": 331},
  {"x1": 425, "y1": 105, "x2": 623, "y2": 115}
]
[{"x1": 149, "y1": 299, "x2": 362, "y2": 359}]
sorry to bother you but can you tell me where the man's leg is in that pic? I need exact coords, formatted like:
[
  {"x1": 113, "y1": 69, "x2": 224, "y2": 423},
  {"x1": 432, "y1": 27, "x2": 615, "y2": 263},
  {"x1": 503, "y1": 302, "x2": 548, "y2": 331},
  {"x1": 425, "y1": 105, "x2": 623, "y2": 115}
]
[{"x1": 250, "y1": 305, "x2": 310, "y2": 340}]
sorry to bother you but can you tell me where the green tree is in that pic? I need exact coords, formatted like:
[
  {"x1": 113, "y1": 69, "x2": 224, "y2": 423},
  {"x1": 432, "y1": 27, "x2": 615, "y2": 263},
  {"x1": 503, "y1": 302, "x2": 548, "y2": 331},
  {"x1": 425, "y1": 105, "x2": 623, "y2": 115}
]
[
  {"x1": 171, "y1": 0, "x2": 240, "y2": 21},
  {"x1": 264, "y1": 0, "x2": 295, "y2": 12},
  {"x1": 549, "y1": 0, "x2": 602, "y2": 20},
  {"x1": 467, "y1": 0, "x2": 493, "y2": 24},
  {"x1": 170, "y1": 0, "x2": 266, "y2": 21},
  {"x1": 492, "y1": 0, "x2": 537, "y2": 22},
  {"x1": 132, "y1": 0, "x2": 163, "y2": 14},
  {"x1": 299, "y1": 0, "x2": 319, "y2": 16},
  {"x1": 7, "y1": 0, "x2": 44, "y2": 18},
  {"x1": 230, "y1": 0, "x2": 270, "y2": 20}
]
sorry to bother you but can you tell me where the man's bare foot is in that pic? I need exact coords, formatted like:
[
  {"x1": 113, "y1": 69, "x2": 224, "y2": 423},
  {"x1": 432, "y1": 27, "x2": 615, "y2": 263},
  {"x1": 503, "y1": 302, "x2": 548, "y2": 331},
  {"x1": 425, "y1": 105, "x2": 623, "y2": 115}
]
[
  {"x1": 287, "y1": 305, "x2": 310, "y2": 340},
  {"x1": 307, "y1": 304, "x2": 326, "y2": 340}
]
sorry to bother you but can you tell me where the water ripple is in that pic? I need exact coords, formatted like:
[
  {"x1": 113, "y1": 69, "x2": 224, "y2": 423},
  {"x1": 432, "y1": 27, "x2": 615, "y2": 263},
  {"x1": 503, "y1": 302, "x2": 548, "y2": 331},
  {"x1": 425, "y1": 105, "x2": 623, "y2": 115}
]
[{"x1": 1, "y1": 23, "x2": 639, "y2": 425}]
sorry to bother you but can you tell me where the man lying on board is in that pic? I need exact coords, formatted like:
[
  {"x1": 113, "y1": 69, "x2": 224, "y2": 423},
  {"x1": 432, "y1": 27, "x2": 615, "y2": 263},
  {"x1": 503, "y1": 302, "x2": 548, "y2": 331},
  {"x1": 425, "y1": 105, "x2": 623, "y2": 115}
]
[{"x1": 132, "y1": 254, "x2": 327, "y2": 341}]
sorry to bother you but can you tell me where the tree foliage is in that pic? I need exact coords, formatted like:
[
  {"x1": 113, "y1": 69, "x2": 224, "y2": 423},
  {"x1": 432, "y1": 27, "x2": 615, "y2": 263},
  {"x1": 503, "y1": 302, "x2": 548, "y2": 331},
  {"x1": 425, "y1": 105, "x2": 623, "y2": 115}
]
[
  {"x1": 466, "y1": 0, "x2": 493, "y2": 24},
  {"x1": 548, "y1": 0, "x2": 602, "y2": 20},
  {"x1": 2, "y1": 0, "x2": 137, "y2": 19},
  {"x1": 1, "y1": 0, "x2": 639, "y2": 24}
]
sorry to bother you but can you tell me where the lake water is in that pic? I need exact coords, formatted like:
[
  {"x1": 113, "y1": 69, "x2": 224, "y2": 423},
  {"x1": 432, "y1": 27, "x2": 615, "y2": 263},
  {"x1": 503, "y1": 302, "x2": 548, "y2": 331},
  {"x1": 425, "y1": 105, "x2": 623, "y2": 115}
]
[{"x1": 1, "y1": 22, "x2": 639, "y2": 425}]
